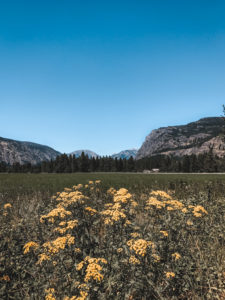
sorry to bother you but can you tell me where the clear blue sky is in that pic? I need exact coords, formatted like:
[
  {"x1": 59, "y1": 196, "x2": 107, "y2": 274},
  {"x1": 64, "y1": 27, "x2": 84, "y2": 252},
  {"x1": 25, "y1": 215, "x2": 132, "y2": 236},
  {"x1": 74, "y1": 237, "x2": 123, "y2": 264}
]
[{"x1": 1, "y1": 0, "x2": 225, "y2": 155}]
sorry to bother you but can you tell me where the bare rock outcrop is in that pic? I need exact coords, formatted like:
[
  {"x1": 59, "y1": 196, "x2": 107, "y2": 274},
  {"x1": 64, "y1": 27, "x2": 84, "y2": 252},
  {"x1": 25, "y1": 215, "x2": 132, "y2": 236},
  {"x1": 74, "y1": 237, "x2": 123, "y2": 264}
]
[
  {"x1": 136, "y1": 117, "x2": 225, "y2": 159},
  {"x1": 0, "y1": 137, "x2": 61, "y2": 165}
]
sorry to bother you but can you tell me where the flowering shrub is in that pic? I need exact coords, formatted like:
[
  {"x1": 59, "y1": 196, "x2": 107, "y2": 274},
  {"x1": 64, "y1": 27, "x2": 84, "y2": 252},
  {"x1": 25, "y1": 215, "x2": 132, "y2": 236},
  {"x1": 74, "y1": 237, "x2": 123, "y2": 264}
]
[{"x1": 0, "y1": 180, "x2": 224, "y2": 299}]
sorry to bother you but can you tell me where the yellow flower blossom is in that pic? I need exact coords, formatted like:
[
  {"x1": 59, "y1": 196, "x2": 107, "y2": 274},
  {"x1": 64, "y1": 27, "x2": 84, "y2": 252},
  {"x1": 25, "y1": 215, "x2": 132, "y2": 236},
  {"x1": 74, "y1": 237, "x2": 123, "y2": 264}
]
[
  {"x1": 43, "y1": 234, "x2": 75, "y2": 254},
  {"x1": 172, "y1": 252, "x2": 181, "y2": 260},
  {"x1": 127, "y1": 239, "x2": 150, "y2": 256},
  {"x1": 0, "y1": 275, "x2": 10, "y2": 281},
  {"x1": 76, "y1": 257, "x2": 107, "y2": 283},
  {"x1": 85, "y1": 207, "x2": 97, "y2": 215},
  {"x1": 40, "y1": 207, "x2": 72, "y2": 223},
  {"x1": 23, "y1": 241, "x2": 39, "y2": 254},
  {"x1": 160, "y1": 230, "x2": 168, "y2": 237},
  {"x1": 4, "y1": 203, "x2": 12, "y2": 209},
  {"x1": 187, "y1": 219, "x2": 193, "y2": 226},
  {"x1": 165, "y1": 272, "x2": 175, "y2": 278},
  {"x1": 167, "y1": 206, "x2": 174, "y2": 211},
  {"x1": 151, "y1": 190, "x2": 172, "y2": 199},
  {"x1": 152, "y1": 254, "x2": 161, "y2": 262},
  {"x1": 36, "y1": 253, "x2": 50, "y2": 265},
  {"x1": 129, "y1": 255, "x2": 140, "y2": 265},
  {"x1": 130, "y1": 232, "x2": 141, "y2": 238},
  {"x1": 192, "y1": 205, "x2": 208, "y2": 217},
  {"x1": 45, "y1": 288, "x2": 56, "y2": 300}
]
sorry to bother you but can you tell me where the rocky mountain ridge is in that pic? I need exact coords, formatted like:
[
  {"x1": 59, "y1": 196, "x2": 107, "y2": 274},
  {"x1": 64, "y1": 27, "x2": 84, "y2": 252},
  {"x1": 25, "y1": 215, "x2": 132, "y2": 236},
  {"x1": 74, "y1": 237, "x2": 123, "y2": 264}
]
[
  {"x1": 110, "y1": 149, "x2": 138, "y2": 159},
  {"x1": 0, "y1": 137, "x2": 61, "y2": 165},
  {"x1": 136, "y1": 117, "x2": 225, "y2": 159}
]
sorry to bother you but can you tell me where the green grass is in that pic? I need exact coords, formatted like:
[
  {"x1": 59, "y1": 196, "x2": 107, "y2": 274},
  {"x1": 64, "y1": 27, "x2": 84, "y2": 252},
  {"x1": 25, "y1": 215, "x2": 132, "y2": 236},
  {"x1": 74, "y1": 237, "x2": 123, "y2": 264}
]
[{"x1": 1, "y1": 172, "x2": 225, "y2": 202}]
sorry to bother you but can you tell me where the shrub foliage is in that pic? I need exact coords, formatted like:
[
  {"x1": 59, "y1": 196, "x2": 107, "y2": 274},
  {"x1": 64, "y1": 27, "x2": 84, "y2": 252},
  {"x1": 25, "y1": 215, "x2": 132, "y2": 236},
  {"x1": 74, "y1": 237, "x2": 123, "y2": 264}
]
[{"x1": 0, "y1": 181, "x2": 224, "y2": 299}]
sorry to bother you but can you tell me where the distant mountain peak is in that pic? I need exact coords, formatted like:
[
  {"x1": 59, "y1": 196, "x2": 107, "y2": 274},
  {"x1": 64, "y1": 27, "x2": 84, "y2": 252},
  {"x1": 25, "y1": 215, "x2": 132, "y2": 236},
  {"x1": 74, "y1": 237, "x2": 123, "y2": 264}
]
[
  {"x1": 111, "y1": 149, "x2": 138, "y2": 159},
  {"x1": 69, "y1": 150, "x2": 99, "y2": 158}
]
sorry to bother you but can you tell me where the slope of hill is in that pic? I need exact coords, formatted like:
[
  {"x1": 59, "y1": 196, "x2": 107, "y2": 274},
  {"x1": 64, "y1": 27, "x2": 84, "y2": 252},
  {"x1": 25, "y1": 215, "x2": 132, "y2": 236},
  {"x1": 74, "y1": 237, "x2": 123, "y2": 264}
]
[
  {"x1": 0, "y1": 137, "x2": 61, "y2": 165},
  {"x1": 136, "y1": 117, "x2": 225, "y2": 159},
  {"x1": 69, "y1": 150, "x2": 99, "y2": 158},
  {"x1": 111, "y1": 149, "x2": 138, "y2": 159}
]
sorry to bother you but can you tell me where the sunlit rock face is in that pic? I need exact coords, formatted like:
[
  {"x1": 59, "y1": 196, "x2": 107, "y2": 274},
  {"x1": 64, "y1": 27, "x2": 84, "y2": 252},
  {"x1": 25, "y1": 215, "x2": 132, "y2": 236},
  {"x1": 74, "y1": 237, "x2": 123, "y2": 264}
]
[{"x1": 136, "y1": 117, "x2": 225, "y2": 159}]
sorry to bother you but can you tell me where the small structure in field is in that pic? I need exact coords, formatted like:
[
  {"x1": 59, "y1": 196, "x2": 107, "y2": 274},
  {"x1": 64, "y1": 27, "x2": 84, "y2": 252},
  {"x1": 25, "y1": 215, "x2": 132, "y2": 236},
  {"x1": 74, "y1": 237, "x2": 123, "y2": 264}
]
[
  {"x1": 151, "y1": 168, "x2": 160, "y2": 173},
  {"x1": 143, "y1": 169, "x2": 160, "y2": 174}
]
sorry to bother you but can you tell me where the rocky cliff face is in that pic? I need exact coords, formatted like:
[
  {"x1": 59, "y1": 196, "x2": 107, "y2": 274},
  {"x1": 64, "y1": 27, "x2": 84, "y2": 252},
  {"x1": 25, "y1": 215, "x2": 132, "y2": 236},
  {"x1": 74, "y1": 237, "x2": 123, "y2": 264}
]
[
  {"x1": 136, "y1": 117, "x2": 225, "y2": 159},
  {"x1": 0, "y1": 137, "x2": 61, "y2": 165}
]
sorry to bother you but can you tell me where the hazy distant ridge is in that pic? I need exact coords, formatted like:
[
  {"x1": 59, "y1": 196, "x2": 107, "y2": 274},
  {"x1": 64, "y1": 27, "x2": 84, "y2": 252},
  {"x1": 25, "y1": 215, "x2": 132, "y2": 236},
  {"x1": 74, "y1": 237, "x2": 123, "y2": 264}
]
[{"x1": 69, "y1": 150, "x2": 99, "y2": 158}]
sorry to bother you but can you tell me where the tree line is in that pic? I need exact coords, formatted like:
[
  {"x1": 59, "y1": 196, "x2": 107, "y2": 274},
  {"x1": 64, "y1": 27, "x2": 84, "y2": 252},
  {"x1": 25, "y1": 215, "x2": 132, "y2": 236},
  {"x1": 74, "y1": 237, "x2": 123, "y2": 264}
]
[{"x1": 1, "y1": 150, "x2": 225, "y2": 173}]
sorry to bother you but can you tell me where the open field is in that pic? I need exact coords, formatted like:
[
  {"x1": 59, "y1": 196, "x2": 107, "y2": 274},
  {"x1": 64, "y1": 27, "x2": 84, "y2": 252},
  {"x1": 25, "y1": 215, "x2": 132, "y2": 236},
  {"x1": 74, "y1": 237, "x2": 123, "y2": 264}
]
[
  {"x1": 2, "y1": 172, "x2": 225, "y2": 201},
  {"x1": 0, "y1": 173, "x2": 225, "y2": 299}
]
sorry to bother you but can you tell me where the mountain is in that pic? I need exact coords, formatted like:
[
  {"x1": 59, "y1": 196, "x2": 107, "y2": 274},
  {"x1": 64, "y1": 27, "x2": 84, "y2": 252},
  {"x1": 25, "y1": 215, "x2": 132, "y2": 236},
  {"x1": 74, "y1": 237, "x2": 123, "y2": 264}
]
[
  {"x1": 136, "y1": 117, "x2": 225, "y2": 159},
  {"x1": 111, "y1": 149, "x2": 138, "y2": 159},
  {"x1": 0, "y1": 136, "x2": 61, "y2": 165},
  {"x1": 69, "y1": 150, "x2": 99, "y2": 158}
]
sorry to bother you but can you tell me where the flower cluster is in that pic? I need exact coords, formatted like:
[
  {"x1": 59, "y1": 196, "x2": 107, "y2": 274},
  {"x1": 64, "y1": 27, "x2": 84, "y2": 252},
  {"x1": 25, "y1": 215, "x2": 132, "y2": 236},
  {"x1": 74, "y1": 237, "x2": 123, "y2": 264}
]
[
  {"x1": 23, "y1": 241, "x2": 39, "y2": 254},
  {"x1": 76, "y1": 257, "x2": 107, "y2": 283},
  {"x1": 127, "y1": 239, "x2": 154, "y2": 256},
  {"x1": 43, "y1": 234, "x2": 75, "y2": 254},
  {"x1": 40, "y1": 207, "x2": 72, "y2": 223},
  {"x1": 45, "y1": 288, "x2": 56, "y2": 300},
  {"x1": 146, "y1": 190, "x2": 208, "y2": 217},
  {"x1": 101, "y1": 188, "x2": 135, "y2": 225},
  {"x1": 192, "y1": 205, "x2": 208, "y2": 217},
  {"x1": 84, "y1": 207, "x2": 97, "y2": 215},
  {"x1": 53, "y1": 220, "x2": 78, "y2": 234}
]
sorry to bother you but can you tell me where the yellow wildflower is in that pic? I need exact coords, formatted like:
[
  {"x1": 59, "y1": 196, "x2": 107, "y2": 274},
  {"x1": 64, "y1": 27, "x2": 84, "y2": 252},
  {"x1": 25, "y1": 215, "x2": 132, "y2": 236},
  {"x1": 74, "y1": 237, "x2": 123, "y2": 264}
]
[
  {"x1": 45, "y1": 288, "x2": 56, "y2": 300},
  {"x1": 172, "y1": 252, "x2": 181, "y2": 260},
  {"x1": 127, "y1": 239, "x2": 150, "y2": 256},
  {"x1": 129, "y1": 255, "x2": 140, "y2": 265},
  {"x1": 130, "y1": 232, "x2": 141, "y2": 238},
  {"x1": 0, "y1": 275, "x2": 10, "y2": 281},
  {"x1": 192, "y1": 205, "x2": 208, "y2": 217},
  {"x1": 85, "y1": 207, "x2": 97, "y2": 215},
  {"x1": 160, "y1": 230, "x2": 168, "y2": 237},
  {"x1": 4, "y1": 203, "x2": 12, "y2": 209},
  {"x1": 36, "y1": 253, "x2": 50, "y2": 265},
  {"x1": 165, "y1": 272, "x2": 175, "y2": 278},
  {"x1": 23, "y1": 241, "x2": 39, "y2": 254},
  {"x1": 187, "y1": 219, "x2": 193, "y2": 226},
  {"x1": 117, "y1": 248, "x2": 123, "y2": 253},
  {"x1": 151, "y1": 190, "x2": 172, "y2": 199},
  {"x1": 152, "y1": 254, "x2": 161, "y2": 262}
]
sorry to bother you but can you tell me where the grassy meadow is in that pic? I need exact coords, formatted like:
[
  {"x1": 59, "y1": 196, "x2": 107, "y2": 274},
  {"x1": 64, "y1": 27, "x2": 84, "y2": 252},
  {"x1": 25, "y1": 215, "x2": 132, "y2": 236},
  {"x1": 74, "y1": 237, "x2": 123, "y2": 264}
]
[{"x1": 0, "y1": 173, "x2": 225, "y2": 299}]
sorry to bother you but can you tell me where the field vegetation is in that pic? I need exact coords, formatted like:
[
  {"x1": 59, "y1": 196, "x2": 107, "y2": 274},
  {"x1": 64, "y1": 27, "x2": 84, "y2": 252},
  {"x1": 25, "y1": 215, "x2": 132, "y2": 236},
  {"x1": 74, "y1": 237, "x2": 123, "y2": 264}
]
[{"x1": 0, "y1": 173, "x2": 224, "y2": 299}]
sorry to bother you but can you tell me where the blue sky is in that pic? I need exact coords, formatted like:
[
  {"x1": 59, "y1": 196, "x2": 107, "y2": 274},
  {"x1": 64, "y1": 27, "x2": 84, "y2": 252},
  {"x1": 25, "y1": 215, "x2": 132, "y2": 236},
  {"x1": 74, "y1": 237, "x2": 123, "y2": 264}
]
[{"x1": 1, "y1": 0, "x2": 225, "y2": 155}]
